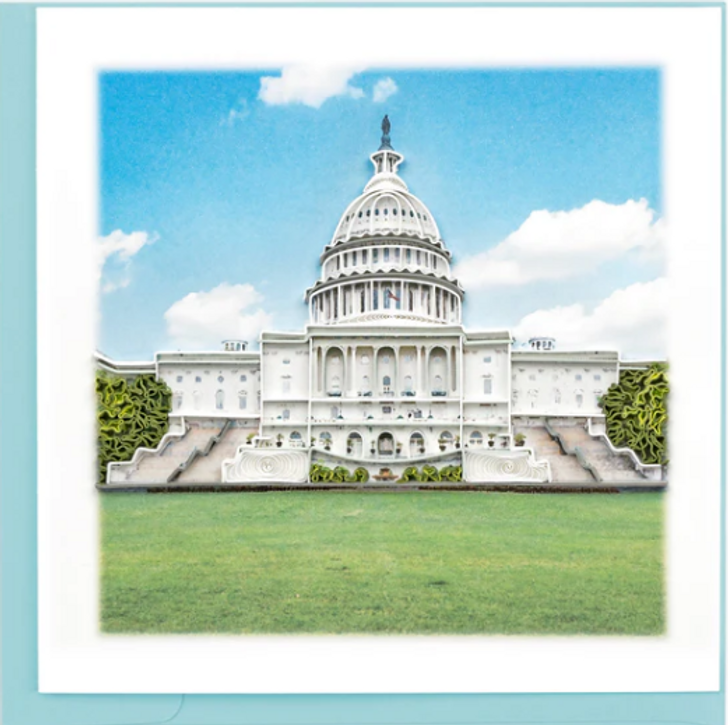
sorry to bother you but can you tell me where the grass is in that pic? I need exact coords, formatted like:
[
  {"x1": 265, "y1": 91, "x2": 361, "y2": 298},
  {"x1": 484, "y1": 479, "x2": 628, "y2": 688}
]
[{"x1": 100, "y1": 491, "x2": 664, "y2": 635}]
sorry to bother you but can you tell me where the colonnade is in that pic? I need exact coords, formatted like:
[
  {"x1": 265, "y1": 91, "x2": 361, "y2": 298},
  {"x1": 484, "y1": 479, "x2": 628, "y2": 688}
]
[
  {"x1": 323, "y1": 244, "x2": 450, "y2": 279},
  {"x1": 311, "y1": 280, "x2": 461, "y2": 324},
  {"x1": 314, "y1": 343, "x2": 459, "y2": 398}
]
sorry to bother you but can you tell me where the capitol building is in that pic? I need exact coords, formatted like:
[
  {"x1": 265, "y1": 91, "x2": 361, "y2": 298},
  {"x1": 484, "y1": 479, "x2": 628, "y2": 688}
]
[{"x1": 98, "y1": 120, "x2": 665, "y2": 487}]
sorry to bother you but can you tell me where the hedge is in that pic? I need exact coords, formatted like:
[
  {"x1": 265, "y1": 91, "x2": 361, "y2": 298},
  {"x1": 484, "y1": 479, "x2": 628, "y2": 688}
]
[
  {"x1": 96, "y1": 372, "x2": 172, "y2": 484},
  {"x1": 598, "y1": 363, "x2": 668, "y2": 465}
]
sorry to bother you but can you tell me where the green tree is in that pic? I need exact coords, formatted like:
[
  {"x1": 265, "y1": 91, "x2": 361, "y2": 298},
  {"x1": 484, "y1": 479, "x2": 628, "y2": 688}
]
[
  {"x1": 96, "y1": 372, "x2": 172, "y2": 484},
  {"x1": 599, "y1": 363, "x2": 668, "y2": 465}
]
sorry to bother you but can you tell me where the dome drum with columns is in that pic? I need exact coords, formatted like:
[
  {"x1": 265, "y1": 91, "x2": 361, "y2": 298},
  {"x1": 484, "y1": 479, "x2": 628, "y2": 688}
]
[{"x1": 100, "y1": 117, "x2": 665, "y2": 487}]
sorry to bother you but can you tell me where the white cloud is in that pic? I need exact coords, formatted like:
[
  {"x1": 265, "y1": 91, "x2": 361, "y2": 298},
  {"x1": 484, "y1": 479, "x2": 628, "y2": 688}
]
[
  {"x1": 512, "y1": 277, "x2": 668, "y2": 359},
  {"x1": 372, "y1": 77, "x2": 398, "y2": 103},
  {"x1": 454, "y1": 199, "x2": 664, "y2": 289},
  {"x1": 101, "y1": 278, "x2": 130, "y2": 294},
  {"x1": 164, "y1": 282, "x2": 273, "y2": 350},
  {"x1": 97, "y1": 229, "x2": 157, "y2": 294},
  {"x1": 221, "y1": 98, "x2": 250, "y2": 126},
  {"x1": 258, "y1": 66, "x2": 364, "y2": 108}
]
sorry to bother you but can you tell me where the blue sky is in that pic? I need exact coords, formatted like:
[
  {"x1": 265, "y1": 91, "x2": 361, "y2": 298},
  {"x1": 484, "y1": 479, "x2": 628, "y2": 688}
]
[{"x1": 99, "y1": 68, "x2": 664, "y2": 360}]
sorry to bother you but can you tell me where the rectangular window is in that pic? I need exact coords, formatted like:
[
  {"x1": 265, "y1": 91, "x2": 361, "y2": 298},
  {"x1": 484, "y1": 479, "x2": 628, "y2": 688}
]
[
  {"x1": 483, "y1": 356, "x2": 492, "y2": 363},
  {"x1": 483, "y1": 379, "x2": 493, "y2": 395},
  {"x1": 362, "y1": 250, "x2": 368, "y2": 264},
  {"x1": 384, "y1": 248, "x2": 390, "y2": 262},
  {"x1": 406, "y1": 249, "x2": 412, "y2": 264},
  {"x1": 195, "y1": 376, "x2": 202, "y2": 383},
  {"x1": 529, "y1": 374, "x2": 536, "y2": 381},
  {"x1": 343, "y1": 253, "x2": 348, "y2": 267},
  {"x1": 395, "y1": 248, "x2": 400, "y2": 262},
  {"x1": 416, "y1": 250, "x2": 421, "y2": 264},
  {"x1": 575, "y1": 374, "x2": 582, "y2": 381},
  {"x1": 176, "y1": 375, "x2": 183, "y2": 383},
  {"x1": 594, "y1": 374, "x2": 601, "y2": 381},
  {"x1": 240, "y1": 374, "x2": 246, "y2": 382},
  {"x1": 239, "y1": 396, "x2": 247, "y2": 410},
  {"x1": 352, "y1": 251, "x2": 357, "y2": 265},
  {"x1": 373, "y1": 249, "x2": 379, "y2": 263},
  {"x1": 283, "y1": 379, "x2": 291, "y2": 394}
]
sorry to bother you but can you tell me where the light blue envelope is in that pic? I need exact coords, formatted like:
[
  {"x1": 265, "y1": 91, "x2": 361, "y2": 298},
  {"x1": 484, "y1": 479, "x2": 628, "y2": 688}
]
[{"x1": 1, "y1": 3, "x2": 724, "y2": 724}]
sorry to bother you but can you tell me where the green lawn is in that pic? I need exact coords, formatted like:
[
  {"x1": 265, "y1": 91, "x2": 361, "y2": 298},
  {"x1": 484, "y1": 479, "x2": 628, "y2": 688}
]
[{"x1": 100, "y1": 491, "x2": 664, "y2": 635}]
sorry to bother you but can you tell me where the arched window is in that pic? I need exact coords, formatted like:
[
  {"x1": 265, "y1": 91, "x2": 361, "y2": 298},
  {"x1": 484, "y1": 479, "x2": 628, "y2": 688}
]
[
  {"x1": 238, "y1": 391, "x2": 247, "y2": 410},
  {"x1": 434, "y1": 374, "x2": 443, "y2": 392},
  {"x1": 410, "y1": 432, "x2": 425, "y2": 456},
  {"x1": 404, "y1": 375, "x2": 413, "y2": 392},
  {"x1": 290, "y1": 431, "x2": 302, "y2": 447},
  {"x1": 470, "y1": 431, "x2": 483, "y2": 446},
  {"x1": 382, "y1": 375, "x2": 392, "y2": 394},
  {"x1": 348, "y1": 432, "x2": 363, "y2": 456},
  {"x1": 330, "y1": 375, "x2": 341, "y2": 391},
  {"x1": 320, "y1": 431, "x2": 332, "y2": 446},
  {"x1": 377, "y1": 432, "x2": 394, "y2": 456},
  {"x1": 215, "y1": 390, "x2": 224, "y2": 410},
  {"x1": 361, "y1": 375, "x2": 370, "y2": 393}
]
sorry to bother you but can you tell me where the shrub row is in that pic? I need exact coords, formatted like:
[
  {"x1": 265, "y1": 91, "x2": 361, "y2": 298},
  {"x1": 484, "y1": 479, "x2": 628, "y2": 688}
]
[
  {"x1": 398, "y1": 465, "x2": 463, "y2": 483},
  {"x1": 309, "y1": 464, "x2": 370, "y2": 483}
]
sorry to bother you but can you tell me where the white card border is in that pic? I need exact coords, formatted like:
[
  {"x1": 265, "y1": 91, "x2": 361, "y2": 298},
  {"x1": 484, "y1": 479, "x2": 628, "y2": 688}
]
[{"x1": 37, "y1": 5, "x2": 723, "y2": 694}]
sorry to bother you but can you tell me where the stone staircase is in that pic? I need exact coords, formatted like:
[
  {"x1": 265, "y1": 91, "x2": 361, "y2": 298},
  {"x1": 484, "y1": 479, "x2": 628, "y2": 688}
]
[
  {"x1": 549, "y1": 421, "x2": 645, "y2": 483},
  {"x1": 175, "y1": 424, "x2": 257, "y2": 484},
  {"x1": 113, "y1": 422, "x2": 224, "y2": 484},
  {"x1": 513, "y1": 425, "x2": 594, "y2": 483}
]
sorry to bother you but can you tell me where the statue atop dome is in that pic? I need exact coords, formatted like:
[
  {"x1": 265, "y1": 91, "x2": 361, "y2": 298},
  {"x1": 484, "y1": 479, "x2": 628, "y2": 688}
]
[{"x1": 379, "y1": 114, "x2": 393, "y2": 151}]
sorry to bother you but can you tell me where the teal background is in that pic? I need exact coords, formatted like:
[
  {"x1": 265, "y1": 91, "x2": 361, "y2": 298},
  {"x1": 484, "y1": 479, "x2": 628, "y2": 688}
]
[{"x1": 0, "y1": 4, "x2": 723, "y2": 725}]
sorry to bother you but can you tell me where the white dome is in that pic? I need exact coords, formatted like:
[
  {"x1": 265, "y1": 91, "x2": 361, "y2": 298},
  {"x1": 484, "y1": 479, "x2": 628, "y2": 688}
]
[{"x1": 331, "y1": 149, "x2": 441, "y2": 246}]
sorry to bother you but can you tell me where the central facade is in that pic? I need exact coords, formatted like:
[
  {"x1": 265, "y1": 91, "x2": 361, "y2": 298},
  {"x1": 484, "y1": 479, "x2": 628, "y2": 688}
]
[{"x1": 102, "y1": 121, "x2": 661, "y2": 486}]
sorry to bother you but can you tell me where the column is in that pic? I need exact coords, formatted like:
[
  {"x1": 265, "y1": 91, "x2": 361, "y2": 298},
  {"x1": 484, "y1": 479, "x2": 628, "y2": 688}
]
[
  {"x1": 445, "y1": 347, "x2": 451, "y2": 398},
  {"x1": 373, "y1": 346, "x2": 379, "y2": 396},
  {"x1": 344, "y1": 346, "x2": 349, "y2": 394},
  {"x1": 451, "y1": 345, "x2": 457, "y2": 393},
  {"x1": 351, "y1": 346, "x2": 357, "y2": 396}
]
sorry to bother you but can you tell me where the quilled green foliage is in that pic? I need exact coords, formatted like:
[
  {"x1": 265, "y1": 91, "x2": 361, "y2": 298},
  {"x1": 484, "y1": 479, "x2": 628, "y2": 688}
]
[
  {"x1": 418, "y1": 465, "x2": 441, "y2": 482},
  {"x1": 398, "y1": 466, "x2": 420, "y2": 483},
  {"x1": 96, "y1": 372, "x2": 172, "y2": 484},
  {"x1": 598, "y1": 363, "x2": 668, "y2": 465},
  {"x1": 309, "y1": 464, "x2": 370, "y2": 483},
  {"x1": 397, "y1": 465, "x2": 461, "y2": 483},
  {"x1": 439, "y1": 465, "x2": 463, "y2": 482}
]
